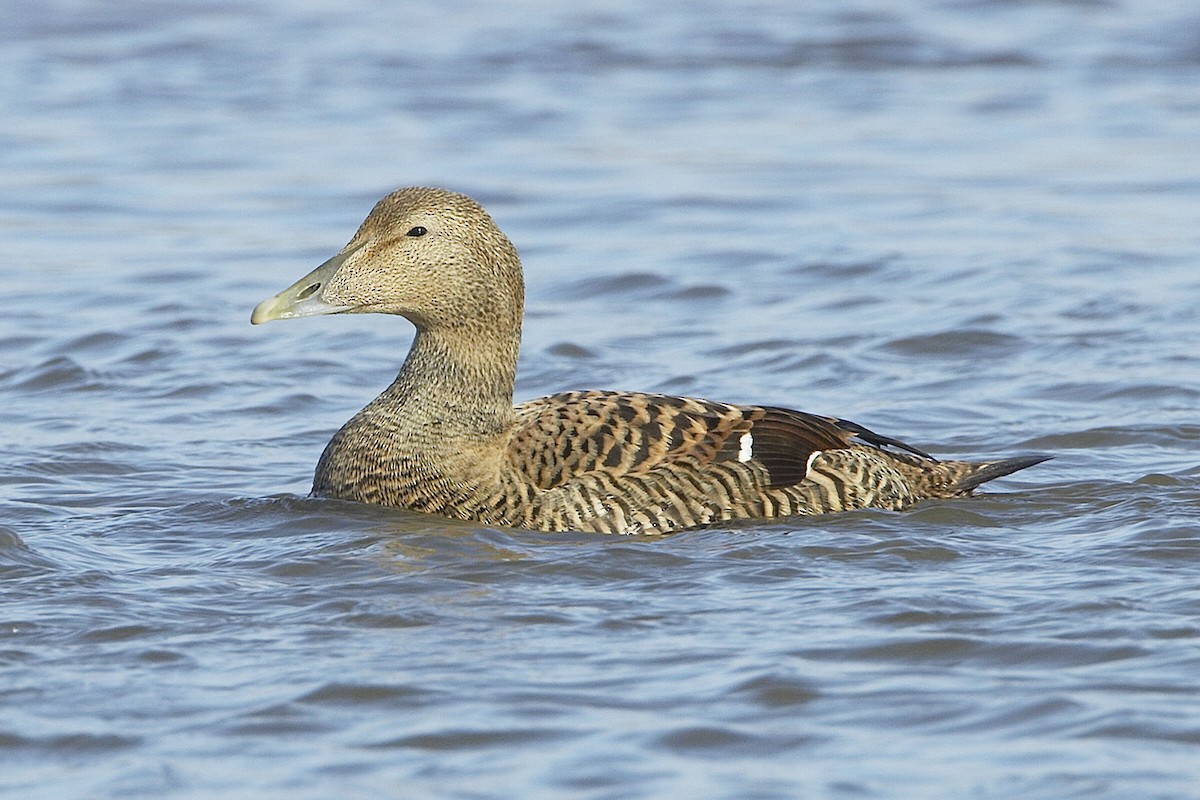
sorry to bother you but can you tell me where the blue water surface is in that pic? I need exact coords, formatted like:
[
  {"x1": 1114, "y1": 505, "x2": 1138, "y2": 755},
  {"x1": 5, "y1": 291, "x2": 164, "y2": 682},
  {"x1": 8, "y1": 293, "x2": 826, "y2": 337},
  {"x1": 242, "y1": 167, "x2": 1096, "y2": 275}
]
[{"x1": 2, "y1": 2, "x2": 1200, "y2": 798}]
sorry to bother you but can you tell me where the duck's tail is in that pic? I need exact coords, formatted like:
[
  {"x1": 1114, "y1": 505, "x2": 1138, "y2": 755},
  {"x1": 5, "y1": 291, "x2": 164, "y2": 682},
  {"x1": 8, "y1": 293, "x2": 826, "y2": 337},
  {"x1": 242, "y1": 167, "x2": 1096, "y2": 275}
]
[{"x1": 950, "y1": 454, "x2": 1051, "y2": 495}]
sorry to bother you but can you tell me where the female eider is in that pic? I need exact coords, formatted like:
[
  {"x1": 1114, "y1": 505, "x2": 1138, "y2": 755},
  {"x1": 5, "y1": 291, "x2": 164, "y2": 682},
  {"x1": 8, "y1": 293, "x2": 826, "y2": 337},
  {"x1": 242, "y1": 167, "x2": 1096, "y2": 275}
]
[{"x1": 251, "y1": 187, "x2": 1045, "y2": 534}]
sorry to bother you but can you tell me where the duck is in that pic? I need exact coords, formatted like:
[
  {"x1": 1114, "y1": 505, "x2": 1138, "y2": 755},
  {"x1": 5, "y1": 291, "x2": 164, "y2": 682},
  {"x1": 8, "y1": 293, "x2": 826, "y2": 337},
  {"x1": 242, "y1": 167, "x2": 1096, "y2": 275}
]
[{"x1": 251, "y1": 187, "x2": 1046, "y2": 534}]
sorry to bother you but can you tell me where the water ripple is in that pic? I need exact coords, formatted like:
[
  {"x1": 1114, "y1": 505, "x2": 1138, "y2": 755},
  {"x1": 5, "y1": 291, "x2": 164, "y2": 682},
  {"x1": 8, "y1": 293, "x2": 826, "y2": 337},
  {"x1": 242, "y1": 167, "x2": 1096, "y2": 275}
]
[{"x1": 4, "y1": 0, "x2": 1200, "y2": 798}]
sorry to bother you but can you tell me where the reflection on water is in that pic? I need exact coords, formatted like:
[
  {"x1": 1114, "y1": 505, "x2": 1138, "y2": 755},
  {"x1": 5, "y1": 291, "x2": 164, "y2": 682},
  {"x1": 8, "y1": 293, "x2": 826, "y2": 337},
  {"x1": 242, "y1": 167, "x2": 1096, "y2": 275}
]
[{"x1": 3, "y1": 1, "x2": 1200, "y2": 798}]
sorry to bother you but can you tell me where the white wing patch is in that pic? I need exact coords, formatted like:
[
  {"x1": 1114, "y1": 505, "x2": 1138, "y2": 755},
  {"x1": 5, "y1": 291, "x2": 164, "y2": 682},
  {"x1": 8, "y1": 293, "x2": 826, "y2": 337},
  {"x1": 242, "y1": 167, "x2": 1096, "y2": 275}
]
[
  {"x1": 805, "y1": 450, "x2": 822, "y2": 475},
  {"x1": 738, "y1": 432, "x2": 754, "y2": 462}
]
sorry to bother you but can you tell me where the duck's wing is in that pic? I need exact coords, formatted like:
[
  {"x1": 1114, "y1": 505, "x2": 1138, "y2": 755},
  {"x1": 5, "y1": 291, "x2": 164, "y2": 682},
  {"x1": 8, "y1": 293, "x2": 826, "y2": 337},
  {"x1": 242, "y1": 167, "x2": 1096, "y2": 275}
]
[{"x1": 509, "y1": 390, "x2": 930, "y2": 490}]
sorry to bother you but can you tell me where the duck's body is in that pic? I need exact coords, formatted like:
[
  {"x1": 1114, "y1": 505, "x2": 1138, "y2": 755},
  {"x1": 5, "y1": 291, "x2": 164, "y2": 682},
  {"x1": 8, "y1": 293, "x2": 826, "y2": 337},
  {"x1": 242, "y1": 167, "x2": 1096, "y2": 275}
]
[{"x1": 252, "y1": 187, "x2": 1045, "y2": 534}]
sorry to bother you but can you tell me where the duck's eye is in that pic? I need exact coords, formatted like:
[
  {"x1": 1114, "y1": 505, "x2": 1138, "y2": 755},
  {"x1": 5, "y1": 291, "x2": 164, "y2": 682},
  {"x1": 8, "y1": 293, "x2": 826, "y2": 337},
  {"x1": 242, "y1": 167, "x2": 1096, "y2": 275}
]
[{"x1": 406, "y1": 226, "x2": 427, "y2": 237}]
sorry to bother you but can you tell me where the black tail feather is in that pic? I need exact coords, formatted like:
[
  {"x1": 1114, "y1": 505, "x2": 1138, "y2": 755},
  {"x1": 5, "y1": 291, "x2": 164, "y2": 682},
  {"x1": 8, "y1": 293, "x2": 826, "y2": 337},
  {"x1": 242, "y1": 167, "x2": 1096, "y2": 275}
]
[{"x1": 956, "y1": 454, "x2": 1052, "y2": 493}]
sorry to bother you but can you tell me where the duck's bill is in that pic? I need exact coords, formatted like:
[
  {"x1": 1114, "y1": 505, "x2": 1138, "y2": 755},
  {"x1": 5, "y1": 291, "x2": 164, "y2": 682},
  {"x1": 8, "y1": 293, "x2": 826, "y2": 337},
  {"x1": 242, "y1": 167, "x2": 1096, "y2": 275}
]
[{"x1": 250, "y1": 251, "x2": 356, "y2": 324}]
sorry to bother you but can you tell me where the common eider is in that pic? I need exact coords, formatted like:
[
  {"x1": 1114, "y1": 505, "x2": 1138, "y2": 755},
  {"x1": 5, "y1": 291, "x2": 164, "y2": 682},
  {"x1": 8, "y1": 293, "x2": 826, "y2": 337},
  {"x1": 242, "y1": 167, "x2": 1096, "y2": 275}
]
[{"x1": 251, "y1": 187, "x2": 1046, "y2": 534}]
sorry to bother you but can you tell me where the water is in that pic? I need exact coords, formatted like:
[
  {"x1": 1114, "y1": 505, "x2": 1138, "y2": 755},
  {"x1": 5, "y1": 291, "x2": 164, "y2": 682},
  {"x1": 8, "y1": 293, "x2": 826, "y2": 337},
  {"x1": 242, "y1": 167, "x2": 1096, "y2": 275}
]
[{"x1": 3, "y1": 1, "x2": 1200, "y2": 797}]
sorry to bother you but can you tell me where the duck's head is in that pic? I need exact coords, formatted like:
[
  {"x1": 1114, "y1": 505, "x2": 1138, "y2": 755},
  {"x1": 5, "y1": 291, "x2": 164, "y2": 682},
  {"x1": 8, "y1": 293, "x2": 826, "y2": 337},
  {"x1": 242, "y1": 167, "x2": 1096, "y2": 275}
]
[{"x1": 251, "y1": 187, "x2": 524, "y2": 332}]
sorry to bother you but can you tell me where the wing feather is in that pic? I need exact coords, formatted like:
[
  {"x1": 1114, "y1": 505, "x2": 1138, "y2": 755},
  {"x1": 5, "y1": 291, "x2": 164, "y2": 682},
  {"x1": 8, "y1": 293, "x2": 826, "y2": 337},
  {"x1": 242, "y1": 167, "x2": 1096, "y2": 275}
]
[{"x1": 509, "y1": 391, "x2": 934, "y2": 492}]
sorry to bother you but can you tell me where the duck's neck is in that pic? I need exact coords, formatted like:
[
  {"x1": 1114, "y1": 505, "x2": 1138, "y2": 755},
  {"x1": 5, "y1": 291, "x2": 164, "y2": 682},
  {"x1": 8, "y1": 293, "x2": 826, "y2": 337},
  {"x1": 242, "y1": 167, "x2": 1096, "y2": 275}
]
[{"x1": 369, "y1": 323, "x2": 520, "y2": 439}]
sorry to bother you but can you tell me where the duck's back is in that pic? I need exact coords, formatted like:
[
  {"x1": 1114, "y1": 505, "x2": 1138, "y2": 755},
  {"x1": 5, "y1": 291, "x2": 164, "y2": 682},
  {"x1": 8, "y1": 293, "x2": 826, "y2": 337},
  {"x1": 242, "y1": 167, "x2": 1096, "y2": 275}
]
[{"x1": 502, "y1": 391, "x2": 951, "y2": 533}]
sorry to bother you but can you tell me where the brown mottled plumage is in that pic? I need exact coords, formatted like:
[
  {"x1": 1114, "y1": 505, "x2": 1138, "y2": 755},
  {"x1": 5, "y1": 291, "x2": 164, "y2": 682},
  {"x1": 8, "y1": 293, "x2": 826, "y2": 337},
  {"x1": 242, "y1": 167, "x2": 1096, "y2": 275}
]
[{"x1": 251, "y1": 187, "x2": 1047, "y2": 534}]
